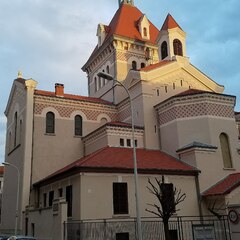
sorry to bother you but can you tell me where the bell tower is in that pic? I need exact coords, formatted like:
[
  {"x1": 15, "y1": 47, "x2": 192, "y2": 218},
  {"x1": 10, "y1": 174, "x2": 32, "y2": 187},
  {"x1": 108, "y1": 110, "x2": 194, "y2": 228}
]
[
  {"x1": 158, "y1": 14, "x2": 187, "y2": 61},
  {"x1": 118, "y1": 0, "x2": 134, "y2": 7}
]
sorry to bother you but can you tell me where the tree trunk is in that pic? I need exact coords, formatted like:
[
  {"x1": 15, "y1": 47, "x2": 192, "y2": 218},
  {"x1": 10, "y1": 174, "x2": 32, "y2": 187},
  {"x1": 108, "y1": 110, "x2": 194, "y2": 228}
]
[{"x1": 163, "y1": 218, "x2": 170, "y2": 240}]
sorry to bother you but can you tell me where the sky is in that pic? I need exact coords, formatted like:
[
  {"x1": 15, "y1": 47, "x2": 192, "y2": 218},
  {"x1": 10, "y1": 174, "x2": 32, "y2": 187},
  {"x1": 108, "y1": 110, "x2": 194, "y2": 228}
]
[{"x1": 0, "y1": 0, "x2": 239, "y2": 162}]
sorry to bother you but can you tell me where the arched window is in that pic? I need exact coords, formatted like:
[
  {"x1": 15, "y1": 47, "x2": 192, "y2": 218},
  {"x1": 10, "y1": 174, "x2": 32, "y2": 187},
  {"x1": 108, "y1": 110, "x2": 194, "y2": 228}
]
[
  {"x1": 9, "y1": 132, "x2": 12, "y2": 152},
  {"x1": 46, "y1": 112, "x2": 55, "y2": 134},
  {"x1": 14, "y1": 112, "x2": 18, "y2": 147},
  {"x1": 141, "y1": 62, "x2": 145, "y2": 68},
  {"x1": 161, "y1": 41, "x2": 168, "y2": 60},
  {"x1": 132, "y1": 61, "x2": 137, "y2": 70},
  {"x1": 19, "y1": 119, "x2": 22, "y2": 143},
  {"x1": 173, "y1": 39, "x2": 183, "y2": 56},
  {"x1": 220, "y1": 133, "x2": 232, "y2": 168},
  {"x1": 106, "y1": 65, "x2": 110, "y2": 74},
  {"x1": 94, "y1": 77, "x2": 97, "y2": 92},
  {"x1": 143, "y1": 27, "x2": 147, "y2": 37},
  {"x1": 75, "y1": 115, "x2": 82, "y2": 136}
]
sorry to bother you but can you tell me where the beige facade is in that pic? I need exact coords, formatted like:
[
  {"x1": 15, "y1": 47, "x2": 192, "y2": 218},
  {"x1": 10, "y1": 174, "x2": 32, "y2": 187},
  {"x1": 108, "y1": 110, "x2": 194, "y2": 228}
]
[{"x1": 1, "y1": 1, "x2": 240, "y2": 240}]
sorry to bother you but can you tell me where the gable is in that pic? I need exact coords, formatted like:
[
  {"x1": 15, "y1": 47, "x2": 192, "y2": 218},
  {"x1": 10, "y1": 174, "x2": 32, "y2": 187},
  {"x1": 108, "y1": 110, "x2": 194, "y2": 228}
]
[{"x1": 139, "y1": 59, "x2": 224, "y2": 93}]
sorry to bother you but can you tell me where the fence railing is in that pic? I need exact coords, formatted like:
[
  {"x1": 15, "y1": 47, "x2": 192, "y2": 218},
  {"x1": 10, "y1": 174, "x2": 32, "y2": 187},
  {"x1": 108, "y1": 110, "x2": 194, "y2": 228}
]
[{"x1": 64, "y1": 215, "x2": 232, "y2": 240}]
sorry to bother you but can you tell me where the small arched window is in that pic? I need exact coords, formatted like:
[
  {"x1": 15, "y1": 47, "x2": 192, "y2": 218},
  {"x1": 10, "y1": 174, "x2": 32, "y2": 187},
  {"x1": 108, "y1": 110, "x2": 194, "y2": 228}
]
[
  {"x1": 19, "y1": 119, "x2": 22, "y2": 143},
  {"x1": 161, "y1": 41, "x2": 168, "y2": 60},
  {"x1": 173, "y1": 39, "x2": 183, "y2": 56},
  {"x1": 143, "y1": 27, "x2": 147, "y2": 37},
  {"x1": 46, "y1": 112, "x2": 55, "y2": 134},
  {"x1": 132, "y1": 61, "x2": 137, "y2": 70},
  {"x1": 220, "y1": 133, "x2": 232, "y2": 168},
  {"x1": 106, "y1": 65, "x2": 110, "y2": 74},
  {"x1": 9, "y1": 132, "x2": 12, "y2": 152},
  {"x1": 141, "y1": 62, "x2": 145, "y2": 68},
  {"x1": 94, "y1": 77, "x2": 97, "y2": 92},
  {"x1": 75, "y1": 115, "x2": 82, "y2": 136},
  {"x1": 14, "y1": 112, "x2": 18, "y2": 147}
]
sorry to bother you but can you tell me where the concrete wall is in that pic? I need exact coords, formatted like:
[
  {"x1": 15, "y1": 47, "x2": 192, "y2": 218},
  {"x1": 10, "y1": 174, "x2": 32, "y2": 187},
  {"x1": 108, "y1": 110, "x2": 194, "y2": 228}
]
[{"x1": 26, "y1": 198, "x2": 67, "y2": 240}]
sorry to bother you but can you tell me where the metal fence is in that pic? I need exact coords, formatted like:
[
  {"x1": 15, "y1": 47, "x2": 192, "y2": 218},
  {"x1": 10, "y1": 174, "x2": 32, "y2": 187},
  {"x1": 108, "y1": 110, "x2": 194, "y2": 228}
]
[{"x1": 64, "y1": 216, "x2": 231, "y2": 240}]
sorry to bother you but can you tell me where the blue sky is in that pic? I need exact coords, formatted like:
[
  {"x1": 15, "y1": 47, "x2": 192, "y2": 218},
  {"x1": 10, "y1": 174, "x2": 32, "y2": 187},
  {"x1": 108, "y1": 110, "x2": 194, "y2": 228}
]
[{"x1": 0, "y1": 0, "x2": 239, "y2": 161}]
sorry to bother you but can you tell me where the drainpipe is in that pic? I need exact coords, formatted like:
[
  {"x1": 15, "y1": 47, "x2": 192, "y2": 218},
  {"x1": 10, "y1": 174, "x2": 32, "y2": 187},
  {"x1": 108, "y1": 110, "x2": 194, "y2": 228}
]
[{"x1": 195, "y1": 173, "x2": 203, "y2": 220}]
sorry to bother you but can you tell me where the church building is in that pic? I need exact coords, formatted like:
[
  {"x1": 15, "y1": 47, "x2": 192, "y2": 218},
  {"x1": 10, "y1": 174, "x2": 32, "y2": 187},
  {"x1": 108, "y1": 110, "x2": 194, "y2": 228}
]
[{"x1": 1, "y1": 0, "x2": 240, "y2": 239}]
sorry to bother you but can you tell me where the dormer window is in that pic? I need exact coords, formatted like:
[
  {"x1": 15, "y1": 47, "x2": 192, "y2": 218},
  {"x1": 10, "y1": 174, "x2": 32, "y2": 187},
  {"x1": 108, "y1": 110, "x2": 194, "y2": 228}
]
[
  {"x1": 138, "y1": 14, "x2": 150, "y2": 40},
  {"x1": 97, "y1": 24, "x2": 106, "y2": 47},
  {"x1": 173, "y1": 39, "x2": 183, "y2": 56}
]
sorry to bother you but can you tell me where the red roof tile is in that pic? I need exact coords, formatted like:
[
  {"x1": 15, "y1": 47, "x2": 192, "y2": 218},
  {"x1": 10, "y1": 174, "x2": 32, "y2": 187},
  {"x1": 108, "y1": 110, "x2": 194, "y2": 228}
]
[
  {"x1": 202, "y1": 173, "x2": 240, "y2": 196},
  {"x1": 37, "y1": 147, "x2": 197, "y2": 185},
  {"x1": 0, "y1": 166, "x2": 4, "y2": 174},
  {"x1": 175, "y1": 89, "x2": 210, "y2": 97},
  {"x1": 161, "y1": 14, "x2": 182, "y2": 31},
  {"x1": 140, "y1": 60, "x2": 173, "y2": 72},
  {"x1": 34, "y1": 89, "x2": 113, "y2": 105},
  {"x1": 104, "y1": 4, "x2": 159, "y2": 44}
]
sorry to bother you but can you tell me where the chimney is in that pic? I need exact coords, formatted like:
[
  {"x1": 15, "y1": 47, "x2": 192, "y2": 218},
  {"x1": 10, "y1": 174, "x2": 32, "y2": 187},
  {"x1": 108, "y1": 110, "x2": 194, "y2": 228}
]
[{"x1": 55, "y1": 83, "x2": 64, "y2": 97}]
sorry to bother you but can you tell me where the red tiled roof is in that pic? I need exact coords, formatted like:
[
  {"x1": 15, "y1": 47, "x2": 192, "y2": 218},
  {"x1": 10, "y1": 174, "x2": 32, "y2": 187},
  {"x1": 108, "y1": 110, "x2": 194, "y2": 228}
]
[
  {"x1": 0, "y1": 166, "x2": 4, "y2": 174},
  {"x1": 34, "y1": 89, "x2": 113, "y2": 105},
  {"x1": 161, "y1": 14, "x2": 182, "y2": 31},
  {"x1": 106, "y1": 121, "x2": 143, "y2": 129},
  {"x1": 37, "y1": 147, "x2": 198, "y2": 185},
  {"x1": 104, "y1": 4, "x2": 159, "y2": 44},
  {"x1": 202, "y1": 173, "x2": 240, "y2": 197},
  {"x1": 175, "y1": 89, "x2": 210, "y2": 97},
  {"x1": 140, "y1": 60, "x2": 173, "y2": 72}
]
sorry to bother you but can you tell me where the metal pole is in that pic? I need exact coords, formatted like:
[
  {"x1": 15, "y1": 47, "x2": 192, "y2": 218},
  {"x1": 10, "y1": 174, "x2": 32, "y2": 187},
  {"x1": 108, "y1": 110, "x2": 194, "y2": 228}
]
[
  {"x1": 97, "y1": 72, "x2": 143, "y2": 240},
  {"x1": 3, "y1": 162, "x2": 20, "y2": 235}
]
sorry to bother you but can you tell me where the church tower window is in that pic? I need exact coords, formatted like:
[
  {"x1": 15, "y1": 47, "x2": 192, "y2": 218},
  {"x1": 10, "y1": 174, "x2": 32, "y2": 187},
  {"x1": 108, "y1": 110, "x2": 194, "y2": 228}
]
[
  {"x1": 161, "y1": 41, "x2": 168, "y2": 60},
  {"x1": 14, "y1": 112, "x2": 18, "y2": 147},
  {"x1": 173, "y1": 39, "x2": 183, "y2": 56},
  {"x1": 46, "y1": 112, "x2": 55, "y2": 134},
  {"x1": 141, "y1": 62, "x2": 145, "y2": 68},
  {"x1": 75, "y1": 115, "x2": 83, "y2": 136},
  {"x1": 132, "y1": 61, "x2": 137, "y2": 70},
  {"x1": 220, "y1": 133, "x2": 232, "y2": 168}
]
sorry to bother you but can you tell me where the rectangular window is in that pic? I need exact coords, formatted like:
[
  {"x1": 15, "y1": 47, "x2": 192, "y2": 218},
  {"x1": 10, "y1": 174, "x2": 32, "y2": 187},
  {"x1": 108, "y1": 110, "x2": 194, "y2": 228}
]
[
  {"x1": 120, "y1": 138, "x2": 124, "y2": 147},
  {"x1": 58, "y1": 188, "x2": 63, "y2": 198},
  {"x1": 43, "y1": 193, "x2": 47, "y2": 207},
  {"x1": 66, "y1": 185, "x2": 73, "y2": 217},
  {"x1": 127, "y1": 139, "x2": 131, "y2": 147},
  {"x1": 113, "y1": 183, "x2": 128, "y2": 215},
  {"x1": 49, "y1": 191, "x2": 54, "y2": 206},
  {"x1": 116, "y1": 232, "x2": 129, "y2": 240},
  {"x1": 134, "y1": 140, "x2": 137, "y2": 147}
]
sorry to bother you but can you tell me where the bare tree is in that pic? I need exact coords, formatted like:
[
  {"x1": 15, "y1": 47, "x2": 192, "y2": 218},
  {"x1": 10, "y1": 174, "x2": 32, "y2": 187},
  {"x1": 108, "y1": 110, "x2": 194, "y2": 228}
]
[
  {"x1": 207, "y1": 199, "x2": 228, "y2": 220},
  {"x1": 146, "y1": 176, "x2": 186, "y2": 240}
]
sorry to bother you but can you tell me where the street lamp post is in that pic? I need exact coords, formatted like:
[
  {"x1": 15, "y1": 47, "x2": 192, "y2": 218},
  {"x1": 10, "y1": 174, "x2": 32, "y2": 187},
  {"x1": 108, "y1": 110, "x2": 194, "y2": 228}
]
[
  {"x1": 3, "y1": 162, "x2": 20, "y2": 236},
  {"x1": 97, "y1": 72, "x2": 143, "y2": 240}
]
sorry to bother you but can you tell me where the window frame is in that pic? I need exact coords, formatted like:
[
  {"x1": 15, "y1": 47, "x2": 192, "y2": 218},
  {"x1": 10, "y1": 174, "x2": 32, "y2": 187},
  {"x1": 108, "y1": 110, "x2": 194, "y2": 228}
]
[
  {"x1": 113, "y1": 182, "x2": 129, "y2": 215},
  {"x1": 74, "y1": 115, "x2": 83, "y2": 136},
  {"x1": 46, "y1": 112, "x2": 55, "y2": 134}
]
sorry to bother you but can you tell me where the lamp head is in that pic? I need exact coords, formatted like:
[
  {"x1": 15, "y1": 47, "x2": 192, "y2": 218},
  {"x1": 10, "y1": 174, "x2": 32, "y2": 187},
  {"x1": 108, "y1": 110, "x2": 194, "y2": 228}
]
[{"x1": 97, "y1": 72, "x2": 113, "y2": 81}]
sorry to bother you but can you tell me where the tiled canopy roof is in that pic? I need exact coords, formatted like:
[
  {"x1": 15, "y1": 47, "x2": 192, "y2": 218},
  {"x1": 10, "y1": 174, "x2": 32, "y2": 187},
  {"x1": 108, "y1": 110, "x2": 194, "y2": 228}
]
[
  {"x1": 36, "y1": 147, "x2": 198, "y2": 186},
  {"x1": 161, "y1": 14, "x2": 182, "y2": 31},
  {"x1": 176, "y1": 141, "x2": 217, "y2": 153},
  {"x1": 104, "y1": 3, "x2": 159, "y2": 44},
  {"x1": 202, "y1": 173, "x2": 240, "y2": 197},
  {"x1": 34, "y1": 89, "x2": 113, "y2": 105}
]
